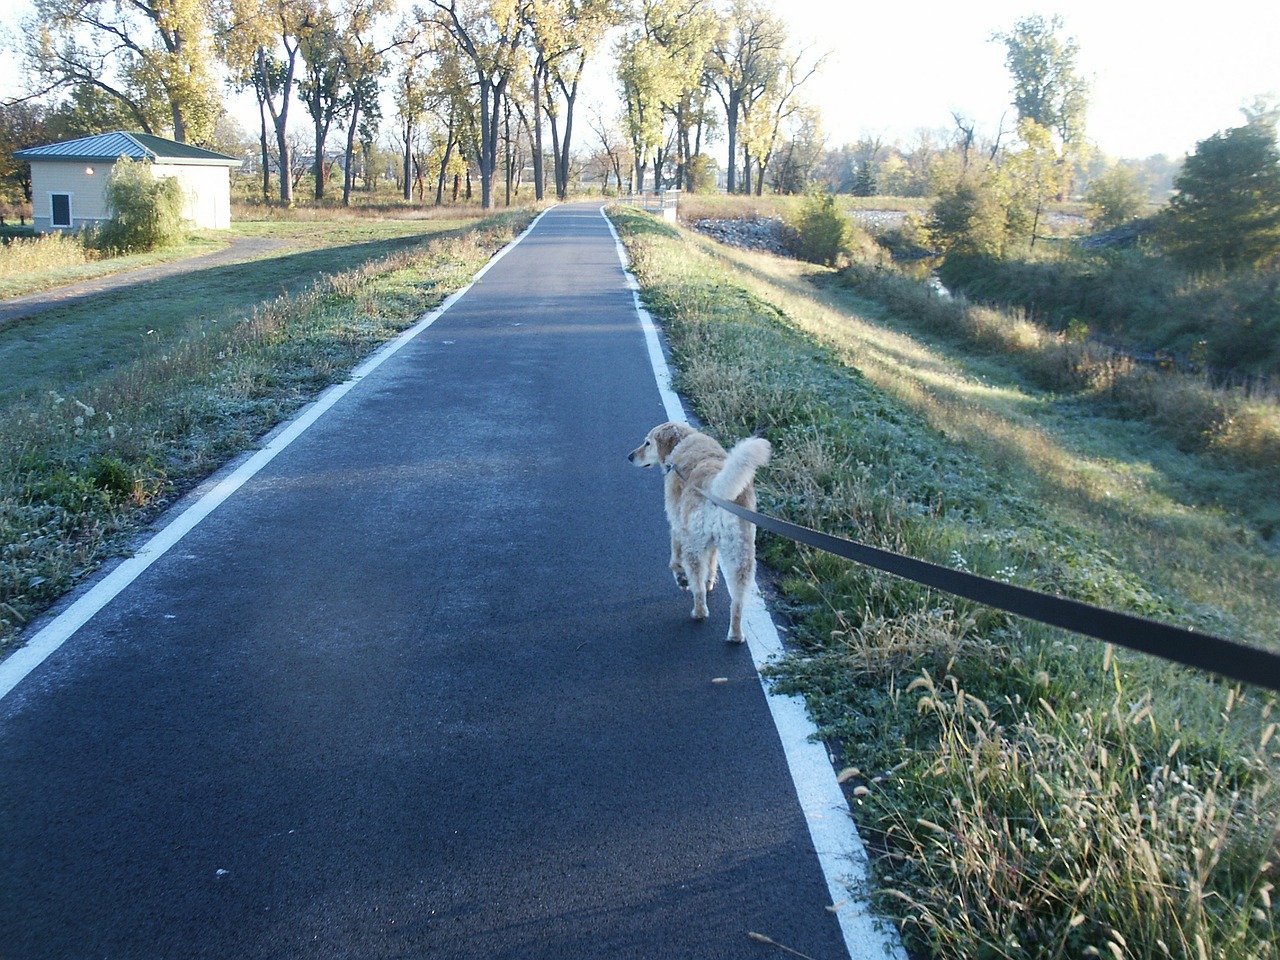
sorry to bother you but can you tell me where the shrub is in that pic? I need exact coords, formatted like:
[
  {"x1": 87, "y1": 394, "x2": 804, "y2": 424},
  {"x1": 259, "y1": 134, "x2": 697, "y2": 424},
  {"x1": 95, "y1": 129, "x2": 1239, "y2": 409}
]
[
  {"x1": 96, "y1": 157, "x2": 188, "y2": 253},
  {"x1": 786, "y1": 190, "x2": 850, "y2": 266},
  {"x1": 1084, "y1": 164, "x2": 1146, "y2": 231},
  {"x1": 930, "y1": 178, "x2": 1006, "y2": 258}
]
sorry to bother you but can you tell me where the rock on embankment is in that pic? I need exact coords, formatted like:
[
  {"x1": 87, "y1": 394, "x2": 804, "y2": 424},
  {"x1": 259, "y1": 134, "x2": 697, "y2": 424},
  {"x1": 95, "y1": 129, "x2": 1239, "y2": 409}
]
[
  {"x1": 687, "y1": 217, "x2": 791, "y2": 255},
  {"x1": 688, "y1": 210, "x2": 916, "y2": 256}
]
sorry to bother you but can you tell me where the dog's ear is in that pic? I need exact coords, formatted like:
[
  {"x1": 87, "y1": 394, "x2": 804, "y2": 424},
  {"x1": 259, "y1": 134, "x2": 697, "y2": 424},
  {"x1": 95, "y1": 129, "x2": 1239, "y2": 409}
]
[{"x1": 652, "y1": 421, "x2": 688, "y2": 461}]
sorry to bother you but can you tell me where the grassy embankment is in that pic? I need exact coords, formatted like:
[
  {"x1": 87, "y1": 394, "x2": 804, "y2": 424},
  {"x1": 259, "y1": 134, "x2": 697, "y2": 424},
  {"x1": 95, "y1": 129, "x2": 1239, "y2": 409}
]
[
  {"x1": 608, "y1": 204, "x2": 1278, "y2": 960},
  {"x1": 0, "y1": 206, "x2": 537, "y2": 651}
]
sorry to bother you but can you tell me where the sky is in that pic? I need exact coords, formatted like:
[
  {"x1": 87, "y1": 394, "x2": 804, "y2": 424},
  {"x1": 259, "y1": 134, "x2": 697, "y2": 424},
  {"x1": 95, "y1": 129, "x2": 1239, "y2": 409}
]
[
  {"x1": 765, "y1": 0, "x2": 1280, "y2": 159},
  {"x1": 2, "y1": 0, "x2": 1278, "y2": 162}
]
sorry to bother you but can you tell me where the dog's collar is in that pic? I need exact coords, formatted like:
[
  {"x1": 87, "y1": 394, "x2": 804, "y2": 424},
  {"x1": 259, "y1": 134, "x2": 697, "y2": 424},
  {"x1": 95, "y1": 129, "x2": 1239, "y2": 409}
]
[{"x1": 663, "y1": 460, "x2": 687, "y2": 480}]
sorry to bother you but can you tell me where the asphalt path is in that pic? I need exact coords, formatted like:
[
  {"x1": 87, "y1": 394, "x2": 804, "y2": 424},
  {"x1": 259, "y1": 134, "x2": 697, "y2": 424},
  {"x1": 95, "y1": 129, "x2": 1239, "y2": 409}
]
[{"x1": 0, "y1": 204, "x2": 883, "y2": 959}]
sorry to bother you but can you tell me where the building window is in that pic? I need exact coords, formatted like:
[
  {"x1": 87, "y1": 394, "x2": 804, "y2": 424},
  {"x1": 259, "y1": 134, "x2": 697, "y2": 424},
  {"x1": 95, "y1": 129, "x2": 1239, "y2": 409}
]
[{"x1": 51, "y1": 193, "x2": 72, "y2": 228}]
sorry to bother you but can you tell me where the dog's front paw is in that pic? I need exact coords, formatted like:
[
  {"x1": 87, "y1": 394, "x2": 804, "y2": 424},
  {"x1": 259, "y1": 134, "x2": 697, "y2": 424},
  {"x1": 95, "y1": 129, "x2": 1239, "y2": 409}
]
[{"x1": 726, "y1": 631, "x2": 746, "y2": 645}]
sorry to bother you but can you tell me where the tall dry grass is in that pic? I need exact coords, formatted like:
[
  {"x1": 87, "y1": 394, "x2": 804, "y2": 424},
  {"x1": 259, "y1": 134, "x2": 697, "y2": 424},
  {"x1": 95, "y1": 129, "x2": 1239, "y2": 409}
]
[
  {"x1": 838, "y1": 260, "x2": 1280, "y2": 470},
  {"x1": 880, "y1": 662, "x2": 1278, "y2": 960},
  {"x1": 0, "y1": 232, "x2": 95, "y2": 278}
]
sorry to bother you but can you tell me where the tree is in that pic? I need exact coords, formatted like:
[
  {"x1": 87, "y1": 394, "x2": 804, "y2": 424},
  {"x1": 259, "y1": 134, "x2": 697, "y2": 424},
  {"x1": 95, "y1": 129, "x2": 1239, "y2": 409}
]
[
  {"x1": 418, "y1": 0, "x2": 533, "y2": 210},
  {"x1": 992, "y1": 14, "x2": 1088, "y2": 198},
  {"x1": 527, "y1": 0, "x2": 618, "y2": 200},
  {"x1": 769, "y1": 105, "x2": 824, "y2": 195},
  {"x1": 337, "y1": 0, "x2": 401, "y2": 205},
  {"x1": 298, "y1": 2, "x2": 350, "y2": 199},
  {"x1": 786, "y1": 189, "x2": 848, "y2": 266},
  {"x1": 741, "y1": 45, "x2": 824, "y2": 195},
  {"x1": 25, "y1": 0, "x2": 222, "y2": 144},
  {"x1": 997, "y1": 118, "x2": 1064, "y2": 247},
  {"x1": 42, "y1": 85, "x2": 137, "y2": 142},
  {"x1": 850, "y1": 160, "x2": 875, "y2": 197},
  {"x1": 1161, "y1": 118, "x2": 1280, "y2": 271},
  {"x1": 615, "y1": 28, "x2": 666, "y2": 192},
  {"x1": 929, "y1": 176, "x2": 1006, "y2": 258},
  {"x1": 0, "y1": 101, "x2": 48, "y2": 207},
  {"x1": 616, "y1": 0, "x2": 715, "y2": 193},
  {"x1": 706, "y1": 0, "x2": 785, "y2": 194},
  {"x1": 391, "y1": 24, "x2": 474, "y2": 205},
  {"x1": 214, "y1": 0, "x2": 316, "y2": 205},
  {"x1": 588, "y1": 107, "x2": 631, "y2": 192},
  {"x1": 992, "y1": 14, "x2": 1087, "y2": 149}
]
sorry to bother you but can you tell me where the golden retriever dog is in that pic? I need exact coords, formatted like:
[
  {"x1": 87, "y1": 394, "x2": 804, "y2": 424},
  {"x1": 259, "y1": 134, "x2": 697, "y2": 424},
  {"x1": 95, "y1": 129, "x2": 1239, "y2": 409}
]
[{"x1": 628, "y1": 422, "x2": 771, "y2": 643}]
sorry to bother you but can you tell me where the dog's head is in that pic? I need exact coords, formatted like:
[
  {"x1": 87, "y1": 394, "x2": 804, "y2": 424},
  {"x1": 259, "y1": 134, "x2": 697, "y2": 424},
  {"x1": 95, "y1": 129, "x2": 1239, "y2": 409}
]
[{"x1": 627, "y1": 421, "x2": 692, "y2": 468}]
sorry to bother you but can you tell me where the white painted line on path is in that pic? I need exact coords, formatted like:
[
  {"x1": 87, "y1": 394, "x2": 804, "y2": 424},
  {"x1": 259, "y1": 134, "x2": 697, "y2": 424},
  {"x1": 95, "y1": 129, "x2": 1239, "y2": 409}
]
[
  {"x1": 601, "y1": 206, "x2": 908, "y2": 960},
  {"x1": 0, "y1": 209, "x2": 552, "y2": 703}
]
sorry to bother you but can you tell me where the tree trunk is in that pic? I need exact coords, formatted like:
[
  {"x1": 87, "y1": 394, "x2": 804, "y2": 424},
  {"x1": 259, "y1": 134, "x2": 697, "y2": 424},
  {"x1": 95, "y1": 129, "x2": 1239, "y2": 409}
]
[
  {"x1": 556, "y1": 86, "x2": 578, "y2": 200},
  {"x1": 531, "y1": 59, "x2": 545, "y2": 202},
  {"x1": 258, "y1": 47, "x2": 294, "y2": 206},
  {"x1": 342, "y1": 92, "x2": 361, "y2": 206},
  {"x1": 402, "y1": 119, "x2": 413, "y2": 201},
  {"x1": 275, "y1": 120, "x2": 292, "y2": 205},
  {"x1": 258, "y1": 104, "x2": 271, "y2": 201},
  {"x1": 436, "y1": 135, "x2": 455, "y2": 205},
  {"x1": 314, "y1": 114, "x2": 327, "y2": 200},
  {"x1": 724, "y1": 91, "x2": 740, "y2": 194}
]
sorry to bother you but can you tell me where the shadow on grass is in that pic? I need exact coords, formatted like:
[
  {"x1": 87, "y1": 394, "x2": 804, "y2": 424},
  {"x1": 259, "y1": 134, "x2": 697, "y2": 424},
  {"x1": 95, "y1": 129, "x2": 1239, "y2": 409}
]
[{"x1": 0, "y1": 227, "x2": 474, "y2": 404}]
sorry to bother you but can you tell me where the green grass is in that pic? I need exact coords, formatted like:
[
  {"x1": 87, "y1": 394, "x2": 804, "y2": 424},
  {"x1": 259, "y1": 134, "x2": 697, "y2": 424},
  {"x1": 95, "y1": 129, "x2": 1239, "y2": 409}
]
[
  {"x1": 607, "y1": 204, "x2": 1279, "y2": 960},
  {"x1": 0, "y1": 204, "x2": 491, "y2": 302},
  {"x1": 0, "y1": 207, "x2": 537, "y2": 649},
  {"x1": 0, "y1": 216, "x2": 482, "y2": 405}
]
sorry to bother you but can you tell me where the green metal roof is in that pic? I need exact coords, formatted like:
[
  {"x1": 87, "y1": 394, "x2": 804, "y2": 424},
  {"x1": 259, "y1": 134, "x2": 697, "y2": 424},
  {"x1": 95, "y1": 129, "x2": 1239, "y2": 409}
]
[{"x1": 13, "y1": 131, "x2": 241, "y2": 166}]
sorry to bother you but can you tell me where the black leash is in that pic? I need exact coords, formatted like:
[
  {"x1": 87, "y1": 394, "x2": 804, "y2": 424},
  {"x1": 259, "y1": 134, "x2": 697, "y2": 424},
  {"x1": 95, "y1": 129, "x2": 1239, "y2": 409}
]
[{"x1": 704, "y1": 491, "x2": 1280, "y2": 694}]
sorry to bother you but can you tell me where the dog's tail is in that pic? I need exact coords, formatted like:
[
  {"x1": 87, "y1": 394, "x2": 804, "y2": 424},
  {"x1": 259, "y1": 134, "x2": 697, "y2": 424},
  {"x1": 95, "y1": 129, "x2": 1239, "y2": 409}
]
[{"x1": 709, "y1": 437, "x2": 771, "y2": 501}]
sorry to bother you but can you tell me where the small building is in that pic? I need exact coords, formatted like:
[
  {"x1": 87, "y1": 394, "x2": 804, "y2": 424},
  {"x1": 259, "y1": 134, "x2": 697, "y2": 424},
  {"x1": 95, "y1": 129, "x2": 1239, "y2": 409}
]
[{"x1": 14, "y1": 131, "x2": 242, "y2": 233}]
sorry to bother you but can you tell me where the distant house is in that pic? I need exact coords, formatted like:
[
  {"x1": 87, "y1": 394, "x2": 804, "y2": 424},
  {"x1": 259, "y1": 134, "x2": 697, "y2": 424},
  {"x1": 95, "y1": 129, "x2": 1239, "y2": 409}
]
[{"x1": 13, "y1": 131, "x2": 242, "y2": 233}]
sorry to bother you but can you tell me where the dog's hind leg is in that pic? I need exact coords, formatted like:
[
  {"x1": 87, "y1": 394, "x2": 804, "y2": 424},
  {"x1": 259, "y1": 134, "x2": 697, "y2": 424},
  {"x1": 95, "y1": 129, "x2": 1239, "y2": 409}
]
[
  {"x1": 722, "y1": 553, "x2": 755, "y2": 644},
  {"x1": 669, "y1": 535, "x2": 688, "y2": 590},
  {"x1": 683, "y1": 552, "x2": 710, "y2": 621},
  {"x1": 705, "y1": 547, "x2": 719, "y2": 593}
]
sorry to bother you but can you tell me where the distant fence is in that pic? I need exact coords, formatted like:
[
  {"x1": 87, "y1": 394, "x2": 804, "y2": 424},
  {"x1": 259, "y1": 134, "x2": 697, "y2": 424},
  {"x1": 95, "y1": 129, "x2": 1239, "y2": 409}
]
[{"x1": 615, "y1": 189, "x2": 680, "y2": 222}]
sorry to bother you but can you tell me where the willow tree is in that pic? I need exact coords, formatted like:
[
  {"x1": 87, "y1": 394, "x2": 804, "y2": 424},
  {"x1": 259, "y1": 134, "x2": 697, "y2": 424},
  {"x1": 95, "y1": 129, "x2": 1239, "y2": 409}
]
[{"x1": 24, "y1": 0, "x2": 222, "y2": 143}]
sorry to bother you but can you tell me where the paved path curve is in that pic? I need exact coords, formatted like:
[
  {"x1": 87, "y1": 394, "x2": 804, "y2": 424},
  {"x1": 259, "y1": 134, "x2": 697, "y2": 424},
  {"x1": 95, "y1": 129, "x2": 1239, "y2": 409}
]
[{"x1": 0, "y1": 204, "x2": 886, "y2": 959}]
